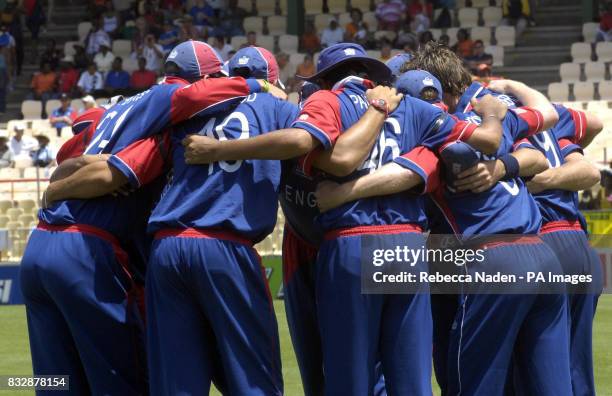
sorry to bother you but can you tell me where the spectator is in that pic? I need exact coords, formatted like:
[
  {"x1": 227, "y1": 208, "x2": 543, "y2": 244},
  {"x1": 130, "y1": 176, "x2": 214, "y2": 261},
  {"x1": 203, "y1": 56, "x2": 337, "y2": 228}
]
[
  {"x1": 409, "y1": 0, "x2": 431, "y2": 35},
  {"x1": 135, "y1": 34, "x2": 164, "y2": 72},
  {"x1": 189, "y1": 0, "x2": 215, "y2": 34},
  {"x1": 344, "y1": 8, "x2": 369, "y2": 46},
  {"x1": 159, "y1": 20, "x2": 180, "y2": 55},
  {"x1": 31, "y1": 135, "x2": 56, "y2": 167},
  {"x1": 0, "y1": 137, "x2": 14, "y2": 168},
  {"x1": 24, "y1": 0, "x2": 46, "y2": 62},
  {"x1": 376, "y1": 0, "x2": 406, "y2": 31},
  {"x1": 296, "y1": 53, "x2": 315, "y2": 79},
  {"x1": 130, "y1": 57, "x2": 157, "y2": 90},
  {"x1": 132, "y1": 16, "x2": 149, "y2": 51},
  {"x1": 321, "y1": 17, "x2": 344, "y2": 48},
  {"x1": 85, "y1": 17, "x2": 111, "y2": 56},
  {"x1": 212, "y1": 35, "x2": 233, "y2": 60},
  {"x1": 93, "y1": 39, "x2": 116, "y2": 75},
  {"x1": 102, "y1": 0, "x2": 121, "y2": 38},
  {"x1": 245, "y1": 31, "x2": 257, "y2": 47},
  {"x1": 82, "y1": 95, "x2": 97, "y2": 111},
  {"x1": 178, "y1": 15, "x2": 199, "y2": 41},
  {"x1": 217, "y1": 0, "x2": 247, "y2": 37},
  {"x1": 39, "y1": 38, "x2": 61, "y2": 71},
  {"x1": 77, "y1": 63, "x2": 104, "y2": 96},
  {"x1": 452, "y1": 28, "x2": 473, "y2": 58},
  {"x1": 2, "y1": 1, "x2": 23, "y2": 76},
  {"x1": 300, "y1": 21, "x2": 320, "y2": 53},
  {"x1": 49, "y1": 93, "x2": 74, "y2": 137},
  {"x1": 104, "y1": 57, "x2": 130, "y2": 95},
  {"x1": 73, "y1": 44, "x2": 89, "y2": 71},
  {"x1": 142, "y1": 1, "x2": 164, "y2": 35},
  {"x1": 439, "y1": 33, "x2": 450, "y2": 46},
  {"x1": 10, "y1": 125, "x2": 38, "y2": 163},
  {"x1": 0, "y1": 34, "x2": 11, "y2": 114},
  {"x1": 160, "y1": 0, "x2": 183, "y2": 20},
  {"x1": 30, "y1": 62, "x2": 57, "y2": 102},
  {"x1": 418, "y1": 30, "x2": 435, "y2": 48},
  {"x1": 465, "y1": 40, "x2": 493, "y2": 73},
  {"x1": 379, "y1": 40, "x2": 393, "y2": 62},
  {"x1": 57, "y1": 57, "x2": 78, "y2": 97},
  {"x1": 597, "y1": 2, "x2": 612, "y2": 42},
  {"x1": 276, "y1": 52, "x2": 295, "y2": 90},
  {"x1": 396, "y1": 21, "x2": 418, "y2": 49},
  {"x1": 501, "y1": 0, "x2": 530, "y2": 37},
  {"x1": 0, "y1": 25, "x2": 16, "y2": 81}
]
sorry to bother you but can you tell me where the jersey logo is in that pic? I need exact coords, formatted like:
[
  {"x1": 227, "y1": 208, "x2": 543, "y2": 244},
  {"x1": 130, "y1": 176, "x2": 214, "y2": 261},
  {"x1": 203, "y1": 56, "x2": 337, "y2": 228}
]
[
  {"x1": 299, "y1": 114, "x2": 309, "y2": 121},
  {"x1": 238, "y1": 56, "x2": 250, "y2": 65}
]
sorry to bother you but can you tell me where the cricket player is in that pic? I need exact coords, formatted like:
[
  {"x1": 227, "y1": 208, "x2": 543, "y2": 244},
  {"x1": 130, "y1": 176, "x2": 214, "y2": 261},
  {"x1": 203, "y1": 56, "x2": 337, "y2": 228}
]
[
  {"x1": 181, "y1": 42, "x2": 508, "y2": 395},
  {"x1": 20, "y1": 40, "x2": 266, "y2": 395}
]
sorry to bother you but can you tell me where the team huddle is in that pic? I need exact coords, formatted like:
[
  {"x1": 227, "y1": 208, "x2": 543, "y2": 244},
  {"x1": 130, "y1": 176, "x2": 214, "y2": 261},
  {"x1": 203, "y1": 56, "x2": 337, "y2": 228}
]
[{"x1": 18, "y1": 38, "x2": 603, "y2": 396}]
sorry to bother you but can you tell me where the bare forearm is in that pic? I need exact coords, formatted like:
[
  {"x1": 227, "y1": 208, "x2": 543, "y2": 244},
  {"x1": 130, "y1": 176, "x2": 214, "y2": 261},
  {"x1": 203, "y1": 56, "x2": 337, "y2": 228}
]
[
  {"x1": 314, "y1": 107, "x2": 386, "y2": 176},
  {"x1": 535, "y1": 154, "x2": 600, "y2": 191},
  {"x1": 214, "y1": 129, "x2": 319, "y2": 161},
  {"x1": 513, "y1": 148, "x2": 548, "y2": 177},
  {"x1": 50, "y1": 154, "x2": 110, "y2": 182},
  {"x1": 465, "y1": 116, "x2": 503, "y2": 155},
  {"x1": 339, "y1": 163, "x2": 422, "y2": 202},
  {"x1": 503, "y1": 80, "x2": 558, "y2": 130},
  {"x1": 46, "y1": 162, "x2": 127, "y2": 203}
]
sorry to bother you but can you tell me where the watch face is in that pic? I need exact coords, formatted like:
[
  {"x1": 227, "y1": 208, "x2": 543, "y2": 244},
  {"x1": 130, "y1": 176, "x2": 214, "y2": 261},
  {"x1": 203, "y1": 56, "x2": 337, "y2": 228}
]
[{"x1": 374, "y1": 99, "x2": 386, "y2": 106}]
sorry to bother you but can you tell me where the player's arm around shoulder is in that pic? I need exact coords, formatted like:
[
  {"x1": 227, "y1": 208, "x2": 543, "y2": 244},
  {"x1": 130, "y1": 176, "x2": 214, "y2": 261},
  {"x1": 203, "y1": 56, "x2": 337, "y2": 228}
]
[
  {"x1": 527, "y1": 150, "x2": 601, "y2": 194},
  {"x1": 463, "y1": 94, "x2": 508, "y2": 154}
]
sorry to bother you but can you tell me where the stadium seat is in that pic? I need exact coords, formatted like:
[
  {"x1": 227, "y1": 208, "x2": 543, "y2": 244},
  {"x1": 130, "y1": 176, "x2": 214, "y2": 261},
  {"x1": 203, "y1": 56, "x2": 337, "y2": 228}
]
[
  {"x1": 573, "y1": 82, "x2": 595, "y2": 101},
  {"x1": 230, "y1": 35, "x2": 248, "y2": 49},
  {"x1": 18, "y1": 214, "x2": 35, "y2": 225},
  {"x1": 362, "y1": 12, "x2": 378, "y2": 31},
  {"x1": 77, "y1": 21, "x2": 92, "y2": 42},
  {"x1": 327, "y1": 0, "x2": 347, "y2": 13},
  {"x1": 63, "y1": 41, "x2": 79, "y2": 57},
  {"x1": 586, "y1": 100, "x2": 609, "y2": 112},
  {"x1": 267, "y1": 15, "x2": 286, "y2": 35},
  {"x1": 14, "y1": 158, "x2": 32, "y2": 170},
  {"x1": 430, "y1": 28, "x2": 442, "y2": 40},
  {"x1": 112, "y1": 40, "x2": 132, "y2": 57},
  {"x1": 495, "y1": 26, "x2": 515, "y2": 47},
  {"x1": 44, "y1": 99, "x2": 60, "y2": 117},
  {"x1": 561, "y1": 101, "x2": 585, "y2": 110},
  {"x1": 70, "y1": 99, "x2": 84, "y2": 113},
  {"x1": 6, "y1": 208, "x2": 23, "y2": 221},
  {"x1": 548, "y1": 82, "x2": 569, "y2": 102},
  {"x1": 560, "y1": 62, "x2": 581, "y2": 82},
  {"x1": 471, "y1": 27, "x2": 491, "y2": 45},
  {"x1": 23, "y1": 168, "x2": 39, "y2": 179},
  {"x1": 314, "y1": 14, "x2": 335, "y2": 32},
  {"x1": 571, "y1": 42, "x2": 592, "y2": 63},
  {"x1": 21, "y1": 100, "x2": 43, "y2": 120},
  {"x1": 595, "y1": 41, "x2": 612, "y2": 62},
  {"x1": 256, "y1": 0, "x2": 277, "y2": 15},
  {"x1": 351, "y1": 0, "x2": 370, "y2": 9},
  {"x1": 446, "y1": 27, "x2": 459, "y2": 46},
  {"x1": 374, "y1": 31, "x2": 397, "y2": 42},
  {"x1": 338, "y1": 12, "x2": 351, "y2": 27},
  {"x1": 583, "y1": 22, "x2": 599, "y2": 43},
  {"x1": 0, "y1": 200, "x2": 12, "y2": 213},
  {"x1": 278, "y1": 35, "x2": 298, "y2": 52},
  {"x1": 0, "y1": 215, "x2": 9, "y2": 228},
  {"x1": 599, "y1": 80, "x2": 612, "y2": 100},
  {"x1": 485, "y1": 45, "x2": 504, "y2": 66},
  {"x1": 305, "y1": 0, "x2": 323, "y2": 15},
  {"x1": 471, "y1": 0, "x2": 492, "y2": 6},
  {"x1": 123, "y1": 58, "x2": 138, "y2": 73},
  {"x1": 257, "y1": 35, "x2": 275, "y2": 51},
  {"x1": 584, "y1": 62, "x2": 606, "y2": 81},
  {"x1": 482, "y1": 7, "x2": 502, "y2": 27},
  {"x1": 244, "y1": 16, "x2": 264, "y2": 33},
  {"x1": 288, "y1": 92, "x2": 299, "y2": 104},
  {"x1": 289, "y1": 52, "x2": 305, "y2": 66},
  {"x1": 238, "y1": 0, "x2": 252, "y2": 11},
  {"x1": 458, "y1": 8, "x2": 479, "y2": 28}
]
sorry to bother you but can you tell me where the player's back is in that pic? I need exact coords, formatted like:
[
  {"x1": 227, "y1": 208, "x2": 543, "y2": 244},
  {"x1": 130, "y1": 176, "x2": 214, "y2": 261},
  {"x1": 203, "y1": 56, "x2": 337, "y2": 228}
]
[{"x1": 148, "y1": 93, "x2": 298, "y2": 243}]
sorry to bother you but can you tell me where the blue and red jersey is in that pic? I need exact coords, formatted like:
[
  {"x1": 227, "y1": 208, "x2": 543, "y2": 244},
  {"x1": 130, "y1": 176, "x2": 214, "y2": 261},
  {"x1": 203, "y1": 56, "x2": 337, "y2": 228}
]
[
  {"x1": 293, "y1": 76, "x2": 480, "y2": 232},
  {"x1": 430, "y1": 85, "x2": 545, "y2": 237},
  {"x1": 516, "y1": 104, "x2": 588, "y2": 231},
  {"x1": 55, "y1": 107, "x2": 106, "y2": 163},
  {"x1": 85, "y1": 75, "x2": 261, "y2": 154},
  {"x1": 148, "y1": 93, "x2": 299, "y2": 243}
]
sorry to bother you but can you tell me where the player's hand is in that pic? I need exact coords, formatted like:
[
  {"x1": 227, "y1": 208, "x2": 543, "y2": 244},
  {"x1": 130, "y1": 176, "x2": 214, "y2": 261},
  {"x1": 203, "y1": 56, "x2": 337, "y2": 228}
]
[
  {"x1": 471, "y1": 94, "x2": 507, "y2": 120},
  {"x1": 365, "y1": 86, "x2": 404, "y2": 113},
  {"x1": 526, "y1": 171, "x2": 551, "y2": 194},
  {"x1": 258, "y1": 80, "x2": 288, "y2": 100},
  {"x1": 183, "y1": 135, "x2": 220, "y2": 164},
  {"x1": 315, "y1": 180, "x2": 346, "y2": 212},
  {"x1": 486, "y1": 79, "x2": 515, "y2": 94},
  {"x1": 455, "y1": 159, "x2": 506, "y2": 193}
]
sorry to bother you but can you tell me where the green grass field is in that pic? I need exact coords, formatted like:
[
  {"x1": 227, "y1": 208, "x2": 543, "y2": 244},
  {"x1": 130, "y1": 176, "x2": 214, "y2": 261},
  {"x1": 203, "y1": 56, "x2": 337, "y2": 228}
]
[{"x1": 1, "y1": 297, "x2": 611, "y2": 395}]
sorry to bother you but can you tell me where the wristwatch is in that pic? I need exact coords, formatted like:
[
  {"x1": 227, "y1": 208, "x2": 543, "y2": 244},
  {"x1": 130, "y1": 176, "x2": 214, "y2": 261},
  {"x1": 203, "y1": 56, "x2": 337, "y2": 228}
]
[{"x1": 369, "y1": 98, "x2": 389, "y2": 117}]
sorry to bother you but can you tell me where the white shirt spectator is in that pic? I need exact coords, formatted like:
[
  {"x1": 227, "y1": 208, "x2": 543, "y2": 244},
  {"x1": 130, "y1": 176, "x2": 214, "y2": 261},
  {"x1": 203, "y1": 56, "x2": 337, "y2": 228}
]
[
  {"x1": 140, "y1": 43, "x2": 164, "y2": 72},
  {"x1": 78, "y1": 70, "x2": 104, "y2": 93},
  {"x1": 215, "y1": 43, "x2": 234, "y2": 61},
  {"x1": 93, "y1": 51, "x2": 116, "y2": 74},
  {"x1": 86, "y1": 29, "x2": 111, "y2": 55},
  {"x1": 321, "y1": 26, "x2": 344, "y2": 47},
  {"x1": 10, "y1": 135, "x2": 38, "y2": 160}
]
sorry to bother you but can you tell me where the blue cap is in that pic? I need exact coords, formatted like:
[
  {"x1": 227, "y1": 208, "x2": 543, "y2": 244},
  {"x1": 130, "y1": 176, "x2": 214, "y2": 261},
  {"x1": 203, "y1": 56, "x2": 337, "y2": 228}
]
[
  {"x1": 297, "y1": 43, "x2": 391, "y2": 84},
  {"x1": 386, "y1": 53, "x2": 412, "y2": 78},
  {"x1": 228, "y1": 46, "x2": 279, "y2": 84},
  {"x1": 165, "y1": 40, "x2": 224, "y2": 81},
  {"x1": 396, "y1": 70, "x2": 443, "y2": 103}
]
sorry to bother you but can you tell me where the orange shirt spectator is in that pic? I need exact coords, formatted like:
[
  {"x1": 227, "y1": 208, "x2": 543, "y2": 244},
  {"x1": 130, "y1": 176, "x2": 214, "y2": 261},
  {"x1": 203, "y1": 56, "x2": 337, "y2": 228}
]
[
  {"x1": 31, "y1": 63, "x2": 57, "y2": 96},
  {"x1": 296, "y1": 54, "x2": 315, "y2": 78},
  {"x1": 301, "y1": 22, "x2": 320, "y2": 53},
  {"x1": 452, "y1": 28, "x2": 474, "y2": 58}
]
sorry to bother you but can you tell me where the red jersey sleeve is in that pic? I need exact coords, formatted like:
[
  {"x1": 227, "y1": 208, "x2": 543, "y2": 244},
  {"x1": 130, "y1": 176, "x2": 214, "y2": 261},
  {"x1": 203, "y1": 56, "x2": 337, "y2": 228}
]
[{"x1": 291, "y1": 90, "x2": 342, "y2": 149}]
